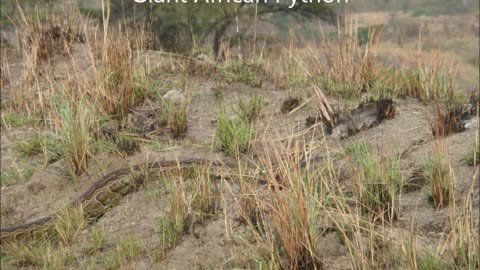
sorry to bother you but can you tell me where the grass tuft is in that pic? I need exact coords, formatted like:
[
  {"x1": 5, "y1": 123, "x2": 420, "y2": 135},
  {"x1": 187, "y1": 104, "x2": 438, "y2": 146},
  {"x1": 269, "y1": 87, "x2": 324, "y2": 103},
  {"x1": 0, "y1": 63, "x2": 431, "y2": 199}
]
[
  {"x1": 422, "y1": 152, "x2": 452, "y2": 209},
  {"x1": 417, "y1": 251, "x2": 453, "y2": 270},
  {"x1": 84, "y1": 226, "x2": 109, "y2": 255},
  {"x1": 464, "y1": 142, "x2": 480, "y2": 166},
  {"x1": 221, "y1": 60, "x2": 264, "y2": 87},
  {"x1": 54, "y1": 205, "x2": 86, "y2": 245},
  {"x1": 162, "y1": 98, "x2": 190, "y2": 139},
  {"x1": 53, "y1": 98, "x2": 94, "y2": 176},
  {"x1": 0, "y1": 167, "x2": 35, "y2": 187},
  {"x1": 347, "y1": 141, "x2": 402, "y2": 222},
  {"x1": 188, "y1": 167, "x2": 221, "y2": 224},
  {"x1": 94, "y1": 32, "x2": 135, "y2": 118},
  {"x1": 103, "y1": 236, "x2": 145, "y2": 270},
  {"x1": 235, "y1": 95, "x2": 265, "y2": 123},
  {"x1": 114, "y1": 133, "x2": 140, "y2": 157},
  {"x1": 215, "y1": 109, "x2": 256, "y2": 156}
]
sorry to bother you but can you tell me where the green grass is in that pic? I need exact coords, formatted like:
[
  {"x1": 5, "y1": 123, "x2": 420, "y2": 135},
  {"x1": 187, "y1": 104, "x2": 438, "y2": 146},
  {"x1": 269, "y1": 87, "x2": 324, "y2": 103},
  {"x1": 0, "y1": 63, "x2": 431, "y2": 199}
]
[
  {"x1": 215, "y1": 109, "x2": 256, "y2": 156},
  {"x1": 221, "y1": 60, "x2": 264, "y2": 87},
  {"x1": 234, "y1": 95, "x2": 265, "y2": 123},
  {"x1": 313, "y1": 60, "x2": 460, "y2": 104},
  {"x1": 188, "y1": 167, "x2": 221, "y2": 224},
  {"x1": 365, "y1": 78, "x2": 399, "y2": 99},
  {"x1": 1, "y1": 111, "x2": 41, "y2": 128},
  {"x1": 395, "y1": 65, "x2": 461, "y2": 103},
  {"x1": 422, "y1": 154, "x2": 452, "y2": 209},
  {"x1": 451, "y1": 224, "x2": 480, "y2": 269},
  {"x1": 53, "y1": 206, "x2": 86, "y2": 245},
  {"x1": 1, "y1": 241, "x2": 77, "y2": 269},
  {"x1": 55, "y1": 98, "x2": 94, "y2": 176},
  {"x1": 113, "y1": 133, "x2": 140, "y2": 156},
  {"x1": 239, "y1": 143, "x2": 327, "y2": 269},
  {"x1": 84, "y1": 227, "x2": 109, "y2": 255},
  {"x1": 162, "y1": 98, "x2": 190, "y2": 139},
  {"x1": 102, "y1": 236, "x2": 145, "y2": 270},
  {"x1": 464, "y1": 142, "x2": 480, "y2": 166},
  {"x1": 344, "y1": 141, "x2": 371, "y2": 157},
  {"x1": 16, "y1": 136, "x2": 44, "y2": 157},
  {"x1": 286, "y1": 73, "x2": 310, "y2": 88},
  {"x1": 154, "y1": 181, "x2": 187, "y2": 260},
  {"x1": 1, "y1": 205, "x2": 86, "y2": 269},
  {"x1": 0, "y1": 167, "x2": 35, "y2": 187},
  {"x1": 15, "y1": 134, "x2": 61, "y2": 163},
  {"x1": 155, "y1": 215, "x2": 183, "y2": 253},
  {"x1": 316, "y1": 77, "x2": 362, "y2": 100},
  {"x1": 348, "y1": 141, "x2": 402, "y2": 221},
  {"x1": 418, "y1": 251, "x2": 453, "y2": 270},
  {"x1": 129, "y1": 71, "x2": 162, "y2": 108}
]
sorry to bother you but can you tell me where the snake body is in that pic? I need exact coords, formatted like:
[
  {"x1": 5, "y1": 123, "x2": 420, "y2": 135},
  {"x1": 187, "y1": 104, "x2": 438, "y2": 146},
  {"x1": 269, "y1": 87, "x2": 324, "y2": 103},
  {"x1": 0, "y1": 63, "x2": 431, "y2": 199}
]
[{"x1": 0, "y1": 158, "x2": 231, "y2": 244}]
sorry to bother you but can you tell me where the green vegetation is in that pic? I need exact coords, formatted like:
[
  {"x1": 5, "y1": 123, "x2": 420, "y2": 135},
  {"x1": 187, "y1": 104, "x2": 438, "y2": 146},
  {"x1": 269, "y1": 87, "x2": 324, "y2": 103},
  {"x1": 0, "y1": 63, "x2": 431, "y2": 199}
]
[
  {"x1": 464, "y1": 142, "x2": 480, "y2": 166},
  {"x1": 162, "y1": 98, "x2": 190, "y2": 139},
  {"x1": 16, "y1": 136, "x2": 44, "y2": 157},
  {"x1": 240, "y1": 143, "x2": 325, "y2": 269},
  {"x1": 84, "y1": 227, "x2": 109, "y2": 255},
  {"x1": 102, "y1": 1, "x2": 332, "y2": 54},
  {"x1": 215, "y1": 109, "x2": 256, "y2": 156},
  {"x1": 215, "y1": 96, "x2": 263, "y2": 155},
  {"x1": 234, "y1": 95, "x2": 265, "y2": 123},
  {"x1": 1, "y1": 112, "x2": 41, "y2": 128},
  {"x1": 102, "y1": 236, "x2": 145, "y2": 270},
  {"x1": 15, "y1": 134, "x2": 62, "y2": 163},
  {"x1": 54, "y1": 206, "x2": 86, "y2": 245},
  {"x1": 2, "y1": 241, "x2": 76, "y2": 269},
  {"x1": 155, "y1": 178, "x2": 188, "y2": 258},
  {"x1": 347, "y1": 141, "x2": 402, "y2": 221},
  {"x1": 0, "y1": 167, "x2": 35, "y2": 187},
  {"x1": 347, "y1": 0, "x2": 478, "y2": 15},
  {"x1": 222, "y1": 61, "x2": 264, "y2": 87},
  {"x1": 188, "y1": 167, "x2": 221, "y2": 224},
  {"x1": 1, "y1": 206, "x2": 86, "y2": 269},
  {"x1": 418, "y1": 252, "x2": 453, "y2": 270},
  {"x1": 54, "y1": 99, "x2": 94, "y2": 176},
  {"x1": 113, "y1": 133, "x2": 140, "y2": 156},
  {"x1": 0, "y1": 1, "x2": 478, "y2": 269},
  {"x1": 422, "y1": 153, "x2": 452, "y2": 208}
]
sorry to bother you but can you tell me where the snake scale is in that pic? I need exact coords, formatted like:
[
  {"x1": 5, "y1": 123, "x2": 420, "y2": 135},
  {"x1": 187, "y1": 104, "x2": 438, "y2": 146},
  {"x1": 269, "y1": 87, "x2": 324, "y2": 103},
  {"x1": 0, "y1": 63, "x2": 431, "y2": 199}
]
[{"x1": 0, "y1": 158, "x2": 234, "y2": 244}]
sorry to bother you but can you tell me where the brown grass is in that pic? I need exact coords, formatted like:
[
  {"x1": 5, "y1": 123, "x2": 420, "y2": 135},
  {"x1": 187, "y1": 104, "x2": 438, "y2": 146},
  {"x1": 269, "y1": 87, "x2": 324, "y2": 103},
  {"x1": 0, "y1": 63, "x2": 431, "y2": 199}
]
[{"x1": 1, "y1": 3, "x2": 478, "y2": 270}]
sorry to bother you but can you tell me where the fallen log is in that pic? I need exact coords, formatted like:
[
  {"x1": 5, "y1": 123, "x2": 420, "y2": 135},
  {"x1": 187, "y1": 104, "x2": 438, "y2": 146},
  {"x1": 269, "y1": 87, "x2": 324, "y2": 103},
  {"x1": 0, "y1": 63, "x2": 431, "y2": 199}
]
[{"x1": 307, "y1": 98, "x2": 396, "y2": 139}]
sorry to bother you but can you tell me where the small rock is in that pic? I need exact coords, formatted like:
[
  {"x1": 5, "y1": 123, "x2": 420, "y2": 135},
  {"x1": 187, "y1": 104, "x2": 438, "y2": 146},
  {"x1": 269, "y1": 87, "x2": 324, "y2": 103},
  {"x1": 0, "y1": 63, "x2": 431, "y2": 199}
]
[
  {"x1": 464, "y1": 118, "x2": 476, "y2": 129},
  {"x1": 163, "y1": 89, "x2": 186, "y2": 107}
]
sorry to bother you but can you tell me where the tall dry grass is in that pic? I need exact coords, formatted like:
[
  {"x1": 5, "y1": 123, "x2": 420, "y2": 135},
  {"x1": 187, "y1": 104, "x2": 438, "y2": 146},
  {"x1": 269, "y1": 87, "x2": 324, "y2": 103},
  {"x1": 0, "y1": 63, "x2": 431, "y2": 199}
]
[{"x1": 4, "y1": 2, "x2": 155, "y2": 175}]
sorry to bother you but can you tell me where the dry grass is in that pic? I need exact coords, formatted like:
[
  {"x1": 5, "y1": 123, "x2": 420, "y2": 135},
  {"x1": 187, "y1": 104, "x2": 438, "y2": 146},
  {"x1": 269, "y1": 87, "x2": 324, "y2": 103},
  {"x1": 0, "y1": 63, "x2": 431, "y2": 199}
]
[
  {"x1": 422, "y1": 149, "x2": 453, "y2": 209},
  {"x1": 93, "y1": 30, "x2": 134, "y2": 118},
  {"x1": 448, "y1": 174, "x2": 480, "y2": 269},
  {"x1": 3, "y1": 3, "x2": 156, "y2": 175},
  {"x1": 311, "y1": 19, "x2": 383, "y2": 99},
  {"x1": 1, "y1": 205, "x2": 85, "y2": 269},
  {"x1": 162, "y1": 98, "x2": 190, "y2": 139},
  {"x1": 430, "y1": 103, "x2": 466, "y2": 137},
  {"x1": 14, "y1": 3, "x2": 82, "y2": 62},
  {"x1": 397, "y1": 61, "x2": 458, "y2": 101},
  {"x1": 1, "y1": 3, "x2": 478, "y2": 270},
  {"x1": 239, "y1": 138, "x2": 325, "y2": 269},
  {"x1": 346, "y1": 141, "x2": 402, "y2": 222},
  {"x1": 51, "y1": 94, "x2": 94, "y2": 176}
]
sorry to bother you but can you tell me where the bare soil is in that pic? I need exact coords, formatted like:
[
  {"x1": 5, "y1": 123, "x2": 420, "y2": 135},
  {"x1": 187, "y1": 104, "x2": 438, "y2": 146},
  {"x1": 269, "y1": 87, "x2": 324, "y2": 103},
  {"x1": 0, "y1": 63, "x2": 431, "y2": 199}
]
[{"x1": 1, "y1": 11, "x2": 479, "y2": 270}]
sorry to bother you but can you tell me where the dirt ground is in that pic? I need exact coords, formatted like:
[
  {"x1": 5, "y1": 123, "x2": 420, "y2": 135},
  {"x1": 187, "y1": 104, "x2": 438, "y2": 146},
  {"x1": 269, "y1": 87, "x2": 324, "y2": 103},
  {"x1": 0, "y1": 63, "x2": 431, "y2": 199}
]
[{"x1": 0, "y1": 8, "x2": 479, "y2": 270}]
